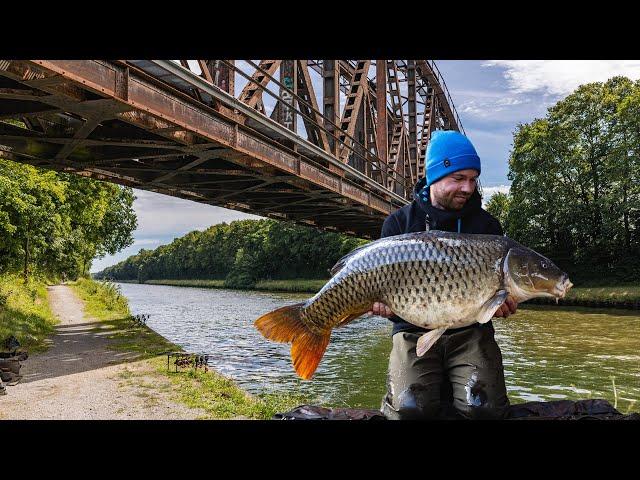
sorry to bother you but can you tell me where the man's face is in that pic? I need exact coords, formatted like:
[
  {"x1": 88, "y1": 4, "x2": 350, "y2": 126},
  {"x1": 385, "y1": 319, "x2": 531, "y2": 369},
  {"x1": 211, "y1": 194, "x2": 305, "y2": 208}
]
[{"x1": 430, "y1": 168, "x2": 479, "y2": 210}]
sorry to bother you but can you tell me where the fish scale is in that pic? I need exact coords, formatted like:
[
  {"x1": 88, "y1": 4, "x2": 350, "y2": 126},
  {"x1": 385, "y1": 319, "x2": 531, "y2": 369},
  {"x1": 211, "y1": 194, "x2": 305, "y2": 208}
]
[{"x1": 301, "y1": 232, "x2": 507, "y2": 332}]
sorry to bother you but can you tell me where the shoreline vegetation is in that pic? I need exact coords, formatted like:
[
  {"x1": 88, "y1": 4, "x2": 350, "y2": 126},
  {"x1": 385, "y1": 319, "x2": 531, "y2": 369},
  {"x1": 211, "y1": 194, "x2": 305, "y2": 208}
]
[
  {"x1": 114, "y1": 277, "x2": 640, "y2": 310},
  {"x1": 140, "y1": 278, "x2": 327, "y2": 294},
  {"x1": 69, "y1": 278, "x2": 307, "y2": 419},
  {"x1": 0, "y1": 274, "x2": 59, "y2": 354}
]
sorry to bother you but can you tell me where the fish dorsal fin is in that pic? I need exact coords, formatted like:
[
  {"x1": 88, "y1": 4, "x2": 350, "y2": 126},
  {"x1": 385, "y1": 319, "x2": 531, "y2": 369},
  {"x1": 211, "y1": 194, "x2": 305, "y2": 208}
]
[{"x1": 329, "y1": 242, "x2": 372, "y2": 276}]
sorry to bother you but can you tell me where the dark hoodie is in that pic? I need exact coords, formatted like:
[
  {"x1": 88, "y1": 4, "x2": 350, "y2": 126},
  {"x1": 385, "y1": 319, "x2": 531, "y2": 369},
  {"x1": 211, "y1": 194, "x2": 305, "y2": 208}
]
[{"x1": 380, "y1": 176, "x2": 504, "y2": 336}]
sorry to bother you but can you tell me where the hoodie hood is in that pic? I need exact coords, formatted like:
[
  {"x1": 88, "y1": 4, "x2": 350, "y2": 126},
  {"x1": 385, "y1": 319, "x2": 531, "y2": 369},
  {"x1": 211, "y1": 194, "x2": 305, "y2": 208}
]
[{"x1": 412, "y1": 176, "x2": 482, "y2": 226}]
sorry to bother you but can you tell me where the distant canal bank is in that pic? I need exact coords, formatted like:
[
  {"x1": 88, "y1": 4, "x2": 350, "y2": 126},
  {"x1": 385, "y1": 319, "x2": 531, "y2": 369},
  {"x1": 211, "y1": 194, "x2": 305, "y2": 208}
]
[
  {"x1": 116, "y1": 281, "x2": 640, "y2": 413},
  {"x1": 116, "y1": 278, "x2": 328, "y2": 294},
  {"x1": 113, "y1": 278, "x2": 640, "y2": 309}
]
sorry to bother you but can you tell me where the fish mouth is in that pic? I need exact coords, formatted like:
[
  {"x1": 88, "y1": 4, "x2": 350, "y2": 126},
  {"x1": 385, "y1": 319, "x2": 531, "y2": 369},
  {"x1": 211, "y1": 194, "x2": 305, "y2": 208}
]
[{"x1": 552, "y1": 276, "x2": 573, "y2": 299}]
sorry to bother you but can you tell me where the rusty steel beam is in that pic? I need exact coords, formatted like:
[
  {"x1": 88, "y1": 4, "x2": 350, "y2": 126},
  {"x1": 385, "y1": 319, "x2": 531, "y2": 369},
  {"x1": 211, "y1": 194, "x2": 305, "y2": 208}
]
[
  {"x1": 322, "y1": 59, "x2": 340, "y2": 155},
  {"x1": 149, "y1": 154, "x2": 218, "y2": 184},
  {"x1": 418, "y1": 88, "x2": 436, "y2": 179},
  {"x1": 296, "y1": 60, "x2": 329, "y2": 152},
  {"x1": 237, "y1": 60, "x2": 281, "y2": 110},
  {"x1": 308, "y1": 60, "x2": 379, "y2": 110},
  {"x1": 407, "y1": 60, "x2": 417, "y2": 185},
  {"x1": 147, "y1": 60, "x2": 400, "y2": 202},
  {"x1": 375, "y1": 60, "x2": 388, "y2": 165},
  {"x1": 415, "y1": 60, "x2": 460, "y2": 132},
  {"x1": 53, "y1": 116, "x2": 103, "y2": 161},
  {"x1": 0, "y1": 59, "x2": 465, "y2": 238},
  {"x1": 213, "y1": 60, "x2": 234, "y2": 95},
  {"x1": 337, "y1": 60, "x2": 371, "y2": 162},
  {"x1": 353, "y1": 80, "x2": 367, "y2": 174}
]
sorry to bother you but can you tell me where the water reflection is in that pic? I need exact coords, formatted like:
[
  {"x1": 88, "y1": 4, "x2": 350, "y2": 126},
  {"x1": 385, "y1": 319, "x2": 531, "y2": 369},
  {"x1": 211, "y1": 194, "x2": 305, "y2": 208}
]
[
  {"x1": 117, "y1": 283, "x2": 640, "y2": 412},
  {"x1": 495, "y1": 305, "x2": 640, "y2": 412}
]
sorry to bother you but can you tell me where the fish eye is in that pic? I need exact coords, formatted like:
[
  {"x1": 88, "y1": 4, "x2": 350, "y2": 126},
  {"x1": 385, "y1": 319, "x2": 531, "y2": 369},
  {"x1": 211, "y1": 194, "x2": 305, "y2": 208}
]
[{"x1": 541, "y1": 261, "x2": 548, "y2": 269}]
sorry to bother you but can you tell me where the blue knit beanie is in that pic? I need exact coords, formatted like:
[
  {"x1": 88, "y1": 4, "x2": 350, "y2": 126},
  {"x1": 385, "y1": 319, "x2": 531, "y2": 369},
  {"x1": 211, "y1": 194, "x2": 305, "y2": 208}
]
[{"x1": 425, "y1": 131, "x2": 481, "y2": 186}]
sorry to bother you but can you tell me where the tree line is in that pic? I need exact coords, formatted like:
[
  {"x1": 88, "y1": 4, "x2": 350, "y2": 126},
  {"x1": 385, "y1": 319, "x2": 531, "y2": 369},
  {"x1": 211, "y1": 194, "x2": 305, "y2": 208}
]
[
  {"x1": 0, "y1": 158, "x2": 137, "y2": 282},
  {"x1": 95, "y1": 219, "x2": 368, "y2": 288},
  {"x1": 486, "y1": 76, "x2": 640, "y2": 282}
]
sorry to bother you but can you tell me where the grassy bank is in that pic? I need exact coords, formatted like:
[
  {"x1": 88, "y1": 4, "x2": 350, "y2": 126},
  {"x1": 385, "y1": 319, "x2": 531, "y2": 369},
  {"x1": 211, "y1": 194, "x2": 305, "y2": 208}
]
[
  {"x1": 528, "y1": 284, "x2": 640, "y2": 308},
  {"x1": 141, "y1": 278, "x2": 327, "y2": 293},
  {"x1": 0, "y1": 274, "x2": 59, "y2": 353},
  {"x1": 255, "y1": 279, "x2": 327, "y2": 293},
  {"x1": 566, "y1": 285, "x2": 640, "y2": 303},
  {"x1": 145, "y1": 279, "x2": 226, "y2": 288},
  {"x1": 147, "y1": 356, "x2": 307, "y2": 419},
  {"x1": 73, "y1": 278, "x2": 306, "y2": 419}
]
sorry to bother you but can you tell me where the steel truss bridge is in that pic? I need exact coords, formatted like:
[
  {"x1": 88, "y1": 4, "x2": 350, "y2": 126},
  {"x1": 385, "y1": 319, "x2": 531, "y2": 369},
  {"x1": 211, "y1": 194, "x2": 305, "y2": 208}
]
[{"x1": 0, "y1": 60, "x2": 464, "y2": 238}]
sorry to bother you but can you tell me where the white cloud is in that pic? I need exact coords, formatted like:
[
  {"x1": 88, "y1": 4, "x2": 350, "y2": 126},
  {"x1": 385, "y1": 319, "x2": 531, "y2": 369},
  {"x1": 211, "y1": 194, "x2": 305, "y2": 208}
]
[
  {"x1": 132, "y1": 238, "x2": 161, "y2": 247},
  {"x1": 481, "y1": 184, "x2": 511, "y2": 207},
  {"x1": 484, "y1": 60, "x2": 640, "y2": 96},
  {"x1": 459, "y1": 95, "x2": 530, "y2": 118},
  {"x1": 132, "y1": 189, "x2": 262, "y2": 237}
]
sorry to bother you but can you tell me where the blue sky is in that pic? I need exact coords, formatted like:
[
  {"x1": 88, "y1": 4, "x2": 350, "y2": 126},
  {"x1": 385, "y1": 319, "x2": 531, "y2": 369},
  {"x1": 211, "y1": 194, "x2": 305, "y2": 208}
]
[{"x1": 90, "y1": 60, "x2": 640, "y2": 273}]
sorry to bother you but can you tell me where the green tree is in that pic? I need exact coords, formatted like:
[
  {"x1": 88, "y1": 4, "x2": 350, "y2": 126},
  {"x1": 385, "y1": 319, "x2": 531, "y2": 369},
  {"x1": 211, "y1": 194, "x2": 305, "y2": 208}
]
[
  {"x1": 0, "y1": 158, "x2": 137, "y2": 281},
  {"x1": 60, "y1": 174, "x2": 137, "y2": 276},
  {"x1": 506, "y1": 76, "x2": 640, "y2": 280},
  {"x1": 98, "y1": 219, "x2": 369, "y2": 284},
  {"x1": 0, "y1": 160, "x2": 66, "y2": 281},
  {"x1": 485, "y1": 192, "x2": 511, "y2": 233}
]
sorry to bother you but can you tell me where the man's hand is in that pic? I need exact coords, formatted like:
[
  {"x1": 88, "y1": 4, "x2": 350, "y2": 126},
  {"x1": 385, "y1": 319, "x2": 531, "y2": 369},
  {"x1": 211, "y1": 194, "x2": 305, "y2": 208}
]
[
  {"x1": 493, "y1": 295, "x2": 518, "y2": 318},
  {"x1": 368, "y1": 301, "x2": 394, "y2": 318}
]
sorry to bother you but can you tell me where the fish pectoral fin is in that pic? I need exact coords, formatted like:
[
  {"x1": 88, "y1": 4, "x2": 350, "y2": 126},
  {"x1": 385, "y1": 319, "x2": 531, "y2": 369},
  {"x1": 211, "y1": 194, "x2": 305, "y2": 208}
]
[
  {"x1": 416, "y1": 328, "x2": 447, "y2": 357},
  {"x1": 477, "y1": 290, "x2": 509, "y2": 324}
]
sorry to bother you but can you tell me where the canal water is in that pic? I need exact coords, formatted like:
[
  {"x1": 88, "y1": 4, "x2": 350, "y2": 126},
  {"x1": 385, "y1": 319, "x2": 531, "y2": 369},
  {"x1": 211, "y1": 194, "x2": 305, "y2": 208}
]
[{"x1": 117, "y1": 282, "x2": 640, "y2": 413}]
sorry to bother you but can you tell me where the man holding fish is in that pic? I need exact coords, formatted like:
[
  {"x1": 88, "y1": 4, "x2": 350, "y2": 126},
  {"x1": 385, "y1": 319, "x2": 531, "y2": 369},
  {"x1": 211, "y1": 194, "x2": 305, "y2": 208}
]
[
  {"x1": 255, "y1": 130, "x2": 572, "y2": 420},
  {"x1": 373, "y1": 130, "x2": 516, "y2": 420}
]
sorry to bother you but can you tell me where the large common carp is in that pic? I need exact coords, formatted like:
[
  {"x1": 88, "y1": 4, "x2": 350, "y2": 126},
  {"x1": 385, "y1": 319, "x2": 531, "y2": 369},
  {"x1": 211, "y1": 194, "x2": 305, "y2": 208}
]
[{"x1": 254, "y1": 231, "x2": 573, "y2": 380}]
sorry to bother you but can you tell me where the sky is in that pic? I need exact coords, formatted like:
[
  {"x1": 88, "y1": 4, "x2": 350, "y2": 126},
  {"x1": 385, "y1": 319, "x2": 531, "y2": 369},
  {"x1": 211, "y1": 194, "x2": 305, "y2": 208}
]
[{"x1": 90, "y1": 60, "x2": 640, "y2": 273}]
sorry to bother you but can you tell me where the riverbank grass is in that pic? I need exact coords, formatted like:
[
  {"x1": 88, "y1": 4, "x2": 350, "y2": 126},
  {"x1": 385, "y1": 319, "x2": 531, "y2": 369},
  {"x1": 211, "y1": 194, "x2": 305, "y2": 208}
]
[
  {"x1": 145, "y1": 279, "x2": 226, "y2": 288},
  {"x1": 141, "y1": 278, "x2": 328, "y2": 293},
  {"x1": 149, "y1": 356, "x2": 308, "y2": 419},
  {"x1": 71, "y1": 277, "x2": 131, "y2": 322},
  {"x1": 71, "y1": 278, "x2": 180, "y2": 358},
  {"x1": 566, "y1": 285, "x2": 640, "y2": 303},
  {"x1": 254, "y1": 279, "x2": 327, "y2": 293},
  {"x1": 72, "y1": 278, "x2": 306, "y2": 419},
  {"x1": 0, "y1": 274, "x2": 58, "y2": 353}
]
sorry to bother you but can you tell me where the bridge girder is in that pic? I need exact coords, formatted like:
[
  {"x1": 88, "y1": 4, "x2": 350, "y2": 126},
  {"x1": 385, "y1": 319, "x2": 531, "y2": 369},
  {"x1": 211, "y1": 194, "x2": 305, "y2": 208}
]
[{"x1": 0, "y1": 59, "x2": 464, "y2": 239}]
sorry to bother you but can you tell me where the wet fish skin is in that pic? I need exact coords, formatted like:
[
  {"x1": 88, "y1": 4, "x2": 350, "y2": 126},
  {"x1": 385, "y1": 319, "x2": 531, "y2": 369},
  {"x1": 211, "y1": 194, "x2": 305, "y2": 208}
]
[{"x1": 254, "y1": 230, "x2": 571, "y2": 380}]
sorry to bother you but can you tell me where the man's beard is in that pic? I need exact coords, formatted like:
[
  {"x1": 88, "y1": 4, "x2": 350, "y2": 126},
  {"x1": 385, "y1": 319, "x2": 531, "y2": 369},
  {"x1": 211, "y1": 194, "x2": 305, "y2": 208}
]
[{"x1": 438, "y1": 191, "x2": 471, "y2": 210}]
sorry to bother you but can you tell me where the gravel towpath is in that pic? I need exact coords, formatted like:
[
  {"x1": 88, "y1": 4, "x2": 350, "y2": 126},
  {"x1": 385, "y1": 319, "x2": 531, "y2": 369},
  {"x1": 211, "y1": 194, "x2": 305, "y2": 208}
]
[{"x1": 0, "y1": 285, "x2": 205, "y2": 419}]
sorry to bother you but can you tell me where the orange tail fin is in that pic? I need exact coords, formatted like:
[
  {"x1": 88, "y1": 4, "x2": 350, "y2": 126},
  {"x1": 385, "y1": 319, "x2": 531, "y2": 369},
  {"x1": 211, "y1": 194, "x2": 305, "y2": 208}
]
[{"x1": 254, "y1": 303, "x2": 330, "y2": 380}]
